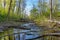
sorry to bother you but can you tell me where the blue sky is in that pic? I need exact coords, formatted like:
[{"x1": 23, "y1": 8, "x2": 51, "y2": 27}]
[
  {"x1": 25, "y1": 0, "x2": 38, "y2": 15},
  {"x1": 25, "y1": 0, "x2": 49, "y2": 15}
]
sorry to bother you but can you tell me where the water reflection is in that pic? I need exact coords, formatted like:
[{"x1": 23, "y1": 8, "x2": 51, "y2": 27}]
[{"x1": 14, "y1": 23, "x2": 43, "y2": 40}]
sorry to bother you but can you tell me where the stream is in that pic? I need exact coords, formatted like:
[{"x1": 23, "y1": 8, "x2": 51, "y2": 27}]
[{"x1": 14, "y1": 23, "x2": 43, "y2": 40}]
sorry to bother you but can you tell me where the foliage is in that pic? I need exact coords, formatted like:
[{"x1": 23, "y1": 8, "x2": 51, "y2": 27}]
[
  {"x1": 29, "y1": 0, "x2": 60, "y2": 28},
  {"x1": 0, "y1": 0, "x2": 27, "y2": 22}
]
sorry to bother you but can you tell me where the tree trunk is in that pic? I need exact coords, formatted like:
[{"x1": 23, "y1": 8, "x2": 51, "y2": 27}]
[
  {"x1": 7, "y1": 0, "x2": 12, "y2": 20},
  {"x1": 50, "y1": 0, "x2": 52, "y2": 20}
]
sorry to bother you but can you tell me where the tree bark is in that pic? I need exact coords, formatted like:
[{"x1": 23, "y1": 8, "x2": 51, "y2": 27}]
[
  {"x1": 7, "y1": 0, "x2": 12, "y2": 20},
  {"x1": 50, "y1": 0, "x2": 52, "y2": 20}
]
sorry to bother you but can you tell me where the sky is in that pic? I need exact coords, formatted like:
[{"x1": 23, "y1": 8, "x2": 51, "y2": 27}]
[
  {"x1": 25, "y1": 0, "x2": 49, "y2": 15},
  {"x1": 25, "y1": 0, "x2": 38, "y2": 15}
]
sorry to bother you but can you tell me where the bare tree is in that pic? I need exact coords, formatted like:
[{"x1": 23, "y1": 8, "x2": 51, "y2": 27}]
[
  {"x1": 17, "y1": 0, "x2": 21, "y2": 15},
  {"x1": 12, "y1": 0, "x2": 16, "y2": 14},
  {"x1": 4, "y1": 0, "x2": 6, "y2": 9},
  {"x1": 50, "y1": 0, "x2": 52, "y2": 20},
  {"x1": 7, "y1": 0, "x2": 12, "y2": 20}
]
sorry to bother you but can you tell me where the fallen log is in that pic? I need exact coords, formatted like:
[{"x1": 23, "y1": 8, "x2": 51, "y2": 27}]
[
  {"x1": 48, "y1": 20, "x2": 60, "y2": 24},
  {"x1": 26, "y1": 33, "x2": 60, "y2": 40}
]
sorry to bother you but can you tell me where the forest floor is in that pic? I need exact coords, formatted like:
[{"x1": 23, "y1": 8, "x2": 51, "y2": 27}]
[
  {"x1": 47, "y1": 20, "x2": 60, "y2": 24},
  {"x1": 0, "y1": 19, "x2": 60, "y2": 33},
  {"x1": 0, "y1": 20, "x2": 31, "y2": 31},
  {"x1": 34, "y1": 19, "x2": 60, "y2": 33}
]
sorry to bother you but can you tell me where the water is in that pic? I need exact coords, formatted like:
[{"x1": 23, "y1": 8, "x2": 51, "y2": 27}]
[{"x1": 14, "y1": 23, "x2": 43, "y2": 40}]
